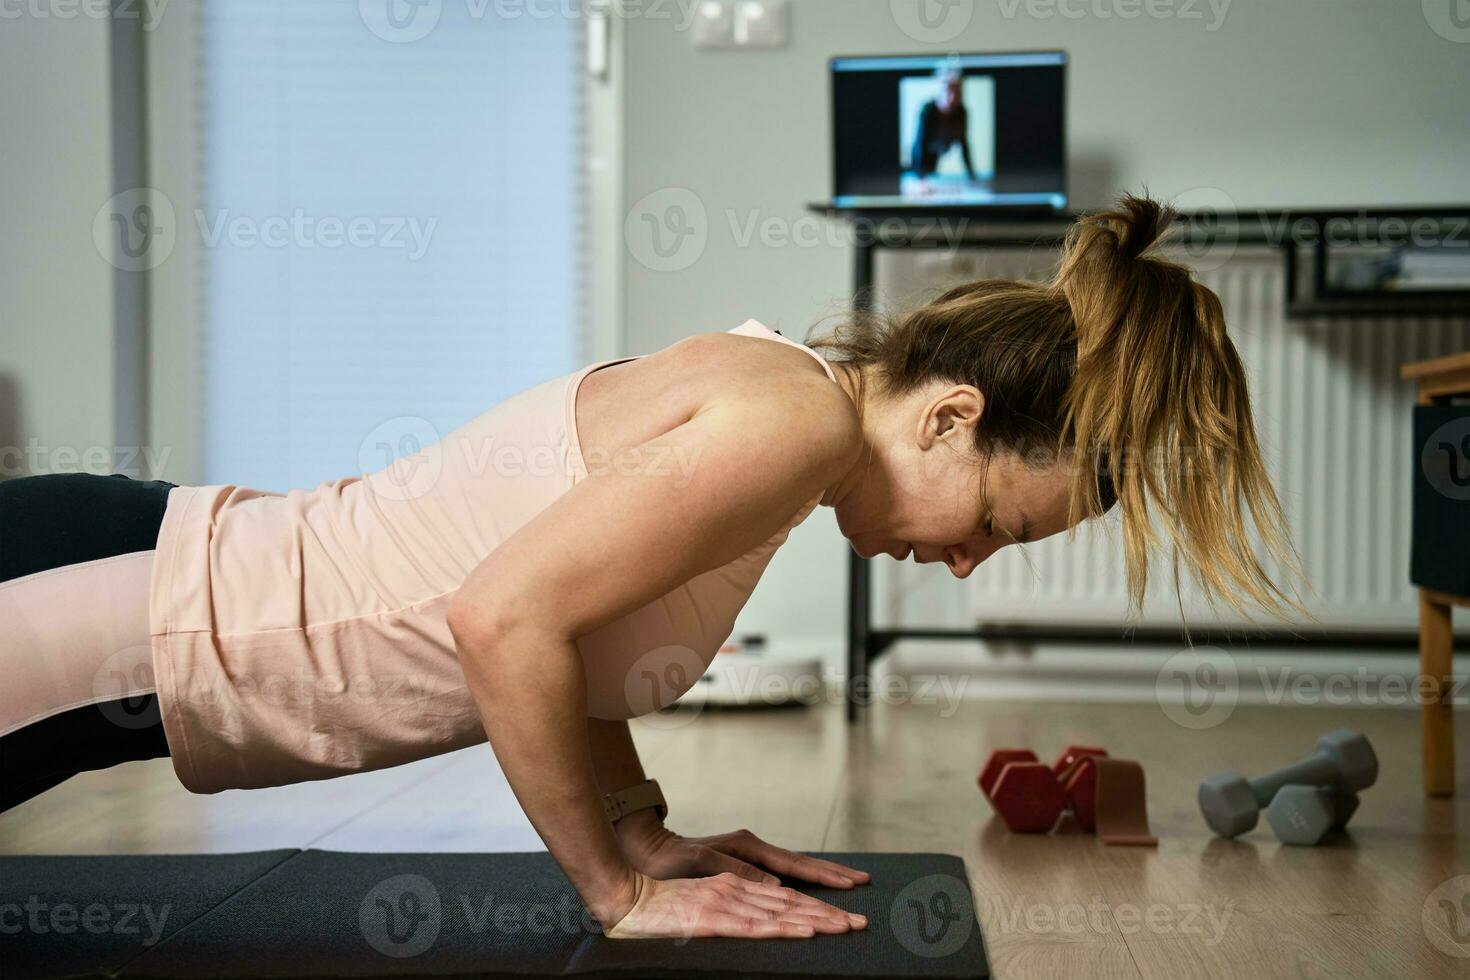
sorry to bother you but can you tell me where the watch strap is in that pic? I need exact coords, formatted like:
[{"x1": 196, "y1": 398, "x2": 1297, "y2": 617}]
[{"x1": 601, "y1": 779, "x2": 667, "y2": 823}]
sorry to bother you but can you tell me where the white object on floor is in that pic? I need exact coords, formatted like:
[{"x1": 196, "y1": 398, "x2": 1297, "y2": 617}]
[{"x1": 678, "y1": 651, "x2": 825, "y2": 708}]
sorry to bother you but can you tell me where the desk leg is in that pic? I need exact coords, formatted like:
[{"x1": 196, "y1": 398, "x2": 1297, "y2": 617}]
[
  {"x1": 845, "y1": 239, "x2": 877, "y2": 723},
  {"x1": 1419, "y1": 590, "x2": 1455, "y2": 797},
  {"x1": 846, "y1": 550, "x2": 871, "y2": 723}
]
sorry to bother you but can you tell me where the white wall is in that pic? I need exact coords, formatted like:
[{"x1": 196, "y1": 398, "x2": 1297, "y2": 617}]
[
  {"x1": 607, "y1": 0, "x2": 1470, "y2": 655},
  {"x1": 0, "y1": 12, "x2": 116, "y2": 480}
]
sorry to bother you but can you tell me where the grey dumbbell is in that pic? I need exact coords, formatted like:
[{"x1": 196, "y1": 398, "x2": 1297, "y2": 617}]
[
  {"x1": 1329, "y1": 788, "x2": 1360, "y2": 831},
  {"x1": 1198, "y1": 730, "x2": 1377, "y2": 838},
  {"x1": 1271, "y1": 785, "x2": 1362, "y2": 834},
  {"x1": 1267, "y1": 785, "x2": 1359, "y2": 846}
]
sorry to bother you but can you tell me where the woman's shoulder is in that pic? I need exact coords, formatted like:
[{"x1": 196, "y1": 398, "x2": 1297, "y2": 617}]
[
  {"x1": 661, "y1": 330, "x2": 861, "y2": 462},
  {"x1": 659, "y1": 328, "x2": 825, "y2": 378},
  {"x1": 576, "y1": 326, "x2": 859, "y2": 475}
]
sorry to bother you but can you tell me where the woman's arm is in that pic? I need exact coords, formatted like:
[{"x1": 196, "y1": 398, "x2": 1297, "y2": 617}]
[
  {"x1": 452, "y1": 620, "x2": 631, "y2": 917},
  {"x1": 447, "y1": 379, "x2": 862, "y2": 937},
  {"x1": 592, "y1": 717, "x2": 871, "y2": 890},
  {"x1": 588, "y1": 717, "x2": 646, "y2": 797}
]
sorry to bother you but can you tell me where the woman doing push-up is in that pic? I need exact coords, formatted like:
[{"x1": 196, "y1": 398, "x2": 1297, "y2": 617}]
[{"x1": 0, "y1": 197, "x2": 1298, "y2": 940}]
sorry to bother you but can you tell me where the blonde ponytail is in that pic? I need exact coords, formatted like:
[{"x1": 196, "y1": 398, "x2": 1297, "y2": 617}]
[{"x1": 1057, "y1": 195, "x2": 1301, "y2": 615}]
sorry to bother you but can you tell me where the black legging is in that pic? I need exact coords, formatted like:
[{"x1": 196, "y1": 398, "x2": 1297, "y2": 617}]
[{"x1": 0, "y1": 473, "x2": 175, "y2": 812}]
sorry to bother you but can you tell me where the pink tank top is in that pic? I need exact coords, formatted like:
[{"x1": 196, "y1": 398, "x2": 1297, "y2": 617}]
[{"x1": 149, "y1": 320, "x2": 836, "y2": 793}]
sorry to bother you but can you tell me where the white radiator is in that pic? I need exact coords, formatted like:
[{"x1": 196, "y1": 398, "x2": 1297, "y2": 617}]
[{"x1": 876, "y1": 246, "x2": 1470, "y2": 634}]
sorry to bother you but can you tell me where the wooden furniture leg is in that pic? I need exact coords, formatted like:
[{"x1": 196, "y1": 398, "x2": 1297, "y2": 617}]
[
  {"x1": 1402, "y1": 353, "x2": 1469, "y2": 797},
  {"x1": 1419, "y1": 590, "x2": 1455, "y2": 797}
]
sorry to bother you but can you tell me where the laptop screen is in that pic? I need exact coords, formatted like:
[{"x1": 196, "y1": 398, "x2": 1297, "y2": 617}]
[{"x1": 831, "y1": 52, "x2": 1067, "y2": 210}]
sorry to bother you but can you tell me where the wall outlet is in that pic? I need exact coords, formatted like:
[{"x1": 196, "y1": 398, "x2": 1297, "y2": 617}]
[{"x1": 692, "y1": 0, "x2": 788, "y2": 50}]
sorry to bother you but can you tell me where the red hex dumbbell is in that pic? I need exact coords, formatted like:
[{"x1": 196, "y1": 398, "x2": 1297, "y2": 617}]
[
  {"x1": 978, "y1": 750, "x2": 1038, "y2": 799},
  {"x1": 1053, "y1": 747, "x2": 1109, "y2": 831},
  {"x1": 979, "y1": 745, "x2": 1109, "y2": 834},
  {"x1": 1053, "y1": 745, "x2": 1108, "y2": 777}
]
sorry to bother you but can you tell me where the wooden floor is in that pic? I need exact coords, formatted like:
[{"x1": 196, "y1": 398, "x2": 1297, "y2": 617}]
[{"x1": 2, "y1": 698, "x2": 1466, "y2": 979}]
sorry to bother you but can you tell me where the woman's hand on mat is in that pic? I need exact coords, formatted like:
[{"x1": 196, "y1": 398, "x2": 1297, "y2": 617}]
[
  {"x1": 615, "y1": 810, "x2": 871, "y2": 889},
  {"x1": 603, "y1": 870, "x2": 867, "y2": 940}
]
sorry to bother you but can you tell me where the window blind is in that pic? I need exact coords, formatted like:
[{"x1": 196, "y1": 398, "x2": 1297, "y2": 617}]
[{"x1": 200, "y1": 0, "x2": 582, "y2": 492}]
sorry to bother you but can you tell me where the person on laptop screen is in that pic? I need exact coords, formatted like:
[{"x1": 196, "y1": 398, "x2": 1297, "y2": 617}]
[{"x1": 910, "y1": 66, "x2": 978, "y2": 189}]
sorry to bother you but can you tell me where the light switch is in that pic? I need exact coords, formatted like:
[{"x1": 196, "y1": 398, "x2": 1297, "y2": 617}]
[
  {"x1": 733, "y1": 0, "x2": 787, "y2": 47},
  {"x1": 692, "y1": 0, "x2": 788, "y2": 49},
  {"x1": 690, "y1": 1, "x2": 732, "y2": 47}
]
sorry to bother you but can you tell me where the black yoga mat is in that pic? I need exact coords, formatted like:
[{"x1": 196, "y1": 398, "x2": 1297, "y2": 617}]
[
  {"x1": 0, "y1": 850, "x2": 298, "y2": 980},
  {"x1": 0, "y1": 850, "x2": 988, "y2": 980}
]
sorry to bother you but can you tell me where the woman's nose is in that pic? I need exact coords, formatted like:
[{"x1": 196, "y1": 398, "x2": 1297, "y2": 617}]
[{"x1": 944, "y1": 545, "x2": 979, "y2": 579}]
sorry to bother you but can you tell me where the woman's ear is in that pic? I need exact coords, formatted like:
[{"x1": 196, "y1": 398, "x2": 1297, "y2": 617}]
[{"x1": 917, "y1": 385, "x2": 985, "y2": 450}]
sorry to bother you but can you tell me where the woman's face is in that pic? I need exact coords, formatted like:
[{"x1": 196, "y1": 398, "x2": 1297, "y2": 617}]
[{"x1": 834, "y1": 382, "x2": 1079, "y2": 578}]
